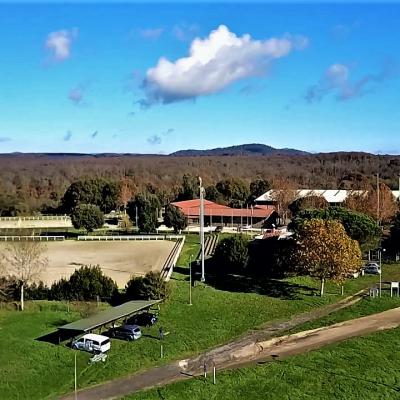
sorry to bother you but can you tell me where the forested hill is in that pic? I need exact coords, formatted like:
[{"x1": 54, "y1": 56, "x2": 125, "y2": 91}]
[{"x1": 170, "y1": 143, "x2": 309, "y2": 156}]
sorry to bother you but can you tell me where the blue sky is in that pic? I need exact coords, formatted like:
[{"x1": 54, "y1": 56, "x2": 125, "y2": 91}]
[{"x1": 0, "y1": 2, "x2": 399, "y2": 154}]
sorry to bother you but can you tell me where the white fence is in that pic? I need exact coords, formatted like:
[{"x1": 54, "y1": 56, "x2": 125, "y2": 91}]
[
  {"x1": 0, "y1": 215, "x2": 69, "y2": 222},
  {"x1": 77, "y1": 235, "x2": 184, "y2": 241},
  {"x1": 0, "y1": 236, "x2": 65, "y2": 241}
]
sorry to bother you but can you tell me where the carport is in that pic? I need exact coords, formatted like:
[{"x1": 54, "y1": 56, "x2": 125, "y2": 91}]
[{"x1": 57, "y1": 299, "x2": 161, "y2": 341}]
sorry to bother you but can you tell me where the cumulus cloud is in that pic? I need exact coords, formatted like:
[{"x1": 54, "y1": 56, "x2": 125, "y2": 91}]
[
  {"x1": 0, "y1": 136, "x2": 11, "y2": 142},
  {"x1": 140, "y1": 25, "x2": 309, "y2": 106},
  {"x1": 63, "y1": 131, "x2": 72, "y2": 141},
  {"x1": 147, "y1": 134, "x2": 162, "y2": 145},
  {"x1": 45, "y1": 28, "x2": 78, "y2": 62},
  {"x1": 91, "y1": 131, "x2": 98, "y2": 139},
  {"x1": 306, "y1": 61, "x2": 398, "y2": 103},
  {"x1": 139, "y1": 28, "x2": 164, "y2": 40}
]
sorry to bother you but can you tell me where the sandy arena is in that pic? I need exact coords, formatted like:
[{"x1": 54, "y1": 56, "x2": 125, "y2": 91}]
[{"x1": 0, "y1": 240, "x2": 175, "y2": 288}]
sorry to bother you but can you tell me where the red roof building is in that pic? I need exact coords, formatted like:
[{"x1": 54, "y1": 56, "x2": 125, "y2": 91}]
[{"x1": 171, "y1": 199, "x2": 277, "y2": 227}]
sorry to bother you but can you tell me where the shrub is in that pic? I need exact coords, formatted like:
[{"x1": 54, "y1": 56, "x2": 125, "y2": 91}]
[
  {"x1": 125, "y1": 271, "x2": 170, "y2": 300},
  {"x1": 213, "y1": 234, "x2": 249, "y2": 273},
  {"x1": 71, "y1": 204, "x2": 104, "y2": 232}
]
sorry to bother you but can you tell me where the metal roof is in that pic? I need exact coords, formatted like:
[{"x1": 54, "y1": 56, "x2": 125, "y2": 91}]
[
  {"x1": 59, "y1": 300, "x2": 161, "y2": 333},
  {"x1": 255, "y1": 189, "x2": 399, "y2": 203}
]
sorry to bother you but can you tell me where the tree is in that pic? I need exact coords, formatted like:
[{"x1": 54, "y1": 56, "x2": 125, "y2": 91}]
[
  {"x1": 213, "y1": 234, "x2": 249, "y2": 273},
  {"x1": 289, "y1": 195, "x2": 329, "y2": 215},
  {"x1": 164, "y1": 204, "x2": 188, "y2": 233},
  {"x1": 295, "y1": 219, "x2": 362, "y2": 296},
  {"x1": 176, "y1": 174, "x2": 199, "y2": 201},
  {"x1": 61, "y1": 178, "x2": 119, "y2": 214},
  {"x1": 269, "y1": 178, "x2": 297, "y2": 224},
  {"x1": 385, "y1": 212, "x2": 400, "y2": 256},
  {"x1": 127, "y1": 192, "x2": 160, "y2": 233},
  {"x1": 1, "y1": 241, "x2": 48, "y2": 310},
  {"x1": 125, "y1": 271, "x2": 170, "y2": 300},
  {"x1": 71, "y1": 204, "x2": 104, "y2": 232},
  {"x1": 248, "y1": 178, "x2": 271, "y2": 204},
  {"x1": 344, "y1": 183, "x2": 398, "y2": 224},
  {"x1": 290, "y1": 207, "x2": 381, "y2": 252},
  {"x1": 205, "y1": 185, "x2": 224, "y2": 203},
  {"x1": 215, "y1": 178, "x2": 250, "y2": 208},
  {"x1": 50, "y1": 265, "x2": 117, "y2": 301},
  {"x1": 118, "y1": 178, "x2": 135, "y2": 214}
]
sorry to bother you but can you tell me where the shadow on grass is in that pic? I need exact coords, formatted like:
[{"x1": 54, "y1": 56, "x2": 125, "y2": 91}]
[
  {"x1": 36, "y1": 329, "x2": 79, "y2": 344},
  {"x1": 191, "y1": 258, "x2": 318, "y2": 299}
]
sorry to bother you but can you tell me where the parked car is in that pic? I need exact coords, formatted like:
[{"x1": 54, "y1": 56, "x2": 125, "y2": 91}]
[
  {"x1": 72, "y1": 333, "x2": 111, "y2": 353},
  {"x1": 348, "y1": 270, "x2": 360, "y2": 278},
  {"x1": 214, "y1": 225, "x2": 223, "y2": 233},
  {"x1": 129, "y1": 312, "x2": 158, "y2": 327},
  {"x1": 363, "y1": 262, "x2": 381, "y2": 275},
  {"x1": 109, "y1": 324, "x2": 142, "y2": 341}
]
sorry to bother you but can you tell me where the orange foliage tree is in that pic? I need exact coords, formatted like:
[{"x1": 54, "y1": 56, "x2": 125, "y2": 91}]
[{"x1": 295, "y1": 219, "x2": 362, "y2": 296}]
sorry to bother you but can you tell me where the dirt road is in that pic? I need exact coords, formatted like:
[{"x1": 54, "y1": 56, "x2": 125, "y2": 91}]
[{"x1": 59, "y1": 302, "x2": 400, "y2": 400}]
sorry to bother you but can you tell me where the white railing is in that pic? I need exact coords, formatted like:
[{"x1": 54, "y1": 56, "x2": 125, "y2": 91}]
[
  {"x1": 77, "y1": 235, "x2": 183, "y2": 241},
  {"x1": 0, "y1": 236, "x2": 65, "y2": 241},
  {"x1": 0, "y1": 215, "x2": 69, "y2": 222}
]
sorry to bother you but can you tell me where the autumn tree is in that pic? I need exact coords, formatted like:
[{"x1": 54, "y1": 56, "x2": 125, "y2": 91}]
[
  {"x1": 269, "y1": 178, "x2": 297, "y2": 224},
  {"x1": 1, "y1": 241, "x2": 48, "y2": 310},
  {"x1": 295, "y1": 219, "x2": 362, "y2": 296},
  {"x1": 163, "y1": 204, "x2": 188, "y2": 233},
  {"x1": 289, "y1": 195, "x2": 329, "y2": 215},
  {"x1": 344, "y1": 183, "x2": 398, "y2": 224},
  {"x1": 118, "y1": 178, "x2": 135, "y2": 214}
]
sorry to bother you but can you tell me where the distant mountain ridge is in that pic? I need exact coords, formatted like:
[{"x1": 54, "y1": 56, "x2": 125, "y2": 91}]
[{"x1": 170, "y1": 143, "x2": 309, "y2": 156}]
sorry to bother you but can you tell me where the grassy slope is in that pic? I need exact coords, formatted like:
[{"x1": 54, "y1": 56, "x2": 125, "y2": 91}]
[
  {"x1": 125, "y1": 326, "x2": 400, "y2": 400},
  {"x1": 1, "y1": 234, "x2": 399, "y2": 399}
]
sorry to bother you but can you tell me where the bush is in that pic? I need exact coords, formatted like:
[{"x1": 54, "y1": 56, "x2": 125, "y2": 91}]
[
  {"x1": 71, "y1": 204, "x2": 104, "y2": 232},
  {"x1": 164, "y1": 204, "x2": 188, "y2": 233},
  {"x1": 125, "y1": 271, "x2": 170, "y2": 300}
]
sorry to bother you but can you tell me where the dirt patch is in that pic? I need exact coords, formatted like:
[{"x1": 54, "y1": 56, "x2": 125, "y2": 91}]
[{"x1": 0, "y1": 240, "x2": 175, "y2": 287}]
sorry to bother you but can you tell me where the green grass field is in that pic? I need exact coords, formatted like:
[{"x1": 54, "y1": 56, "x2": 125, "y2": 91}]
[
  {"x1": 125, "y1": 325, "x2": 400, "y2": 400},
  {"x1": 1, "y1": 234, "x2": 400, "y2": 399}
]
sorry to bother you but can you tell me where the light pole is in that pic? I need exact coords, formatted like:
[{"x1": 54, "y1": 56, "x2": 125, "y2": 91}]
[
  {"x1": 74, "y1": 352, "x2": 77, "y2": 400},
  {"x1": 189, "y1": 254, "x2": 192, "y2": 305},
  {"x1": 199, "y1": 177, "x2": 205, "y2": 282}
]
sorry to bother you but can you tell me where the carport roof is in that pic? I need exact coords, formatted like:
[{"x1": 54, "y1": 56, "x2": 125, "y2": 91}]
[{"x1": 58, "y1": 299, "x2": 161, "y2": 333}]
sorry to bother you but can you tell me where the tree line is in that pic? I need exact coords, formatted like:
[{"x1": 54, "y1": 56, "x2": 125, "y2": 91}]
[{"x1": 1, "y1": 152, "x2": 400, "y2": 216}]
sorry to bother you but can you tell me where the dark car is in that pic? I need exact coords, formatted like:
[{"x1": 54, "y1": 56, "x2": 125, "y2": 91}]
[
  {"x1": 109, "y1": 324, "x2": 142, "y2": 341},
  {"x1": 214, "y1": 225, "x2": 223, "y2": 233},
  {"x1": 129, "y1": 312, "x2": 158, "y2": 327}
]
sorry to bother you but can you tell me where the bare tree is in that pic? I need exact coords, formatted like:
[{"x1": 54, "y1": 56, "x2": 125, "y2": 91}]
[{"x1": 2, "y1": 241, "x2": 48, "y2": 310}]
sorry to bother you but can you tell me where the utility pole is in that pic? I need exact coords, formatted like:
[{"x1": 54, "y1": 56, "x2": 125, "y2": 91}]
[
  {"x1": 74, "y1": 352, "x2": 77, "y2": 400},
  {"x1": 379, "y1": 248, "x2": 382, "y2": 297},
  {"x1": 377, "y1": 173, "x2": 380, "y2": 225},
  {"x1": 189, "y1": 254, "x2": 192, "y2": 305},
  {"x1": 199, "y1": 177, "x2": 205, "y2": 282},
  {"x1": 135, "y1": 206, "x2": 138, "y2": 231}
]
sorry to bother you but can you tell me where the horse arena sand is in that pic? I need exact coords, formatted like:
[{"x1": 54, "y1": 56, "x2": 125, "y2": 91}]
[{"x1": 0, "y1": 240, "x2": 175, "y2": 288}]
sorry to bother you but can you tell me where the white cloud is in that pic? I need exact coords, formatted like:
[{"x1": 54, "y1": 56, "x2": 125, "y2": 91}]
[
  {"x1": 139, "y1": 28, "x2": 164, "y2": 40},
  {"x1": 45, "y1": 28, "x2": 78, "y2": 62},
  {"x1": 306, "y1": 61, "x2": 398, "y2": 103},
  {"x1": 68, "y1": 86, "x2": 84, "y2": 105},
  {"x1": 63, "y1": 131, "x2": 72, "y2": 141},
  {"x1": 141, "y1": 25, "x2": 308, "y2": 106},
  {"x1": 172, "y1": 23, "x2": 199, "y2": 41}
]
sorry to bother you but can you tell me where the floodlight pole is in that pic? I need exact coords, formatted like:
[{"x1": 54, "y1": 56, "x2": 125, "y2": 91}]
[{"x1": 199, "y1": 177, "x2": 205, "y2": 282}]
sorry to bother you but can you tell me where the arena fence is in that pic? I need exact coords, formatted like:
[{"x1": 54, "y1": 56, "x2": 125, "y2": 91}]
[
  {"x1": 0, "y1": 235, "x2": 65, "y2": 241},
  {"x1": 77, "y1": 235, "x2": 182, "y2": 241},
  {"x1": 0, "y1": 215, "x2": 69, "y2": 222}
]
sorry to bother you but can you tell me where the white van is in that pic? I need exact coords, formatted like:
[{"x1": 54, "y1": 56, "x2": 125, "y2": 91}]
[{"x1": 72, "y1": 333, "x2": 111, "y2": 353}]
